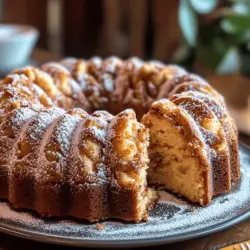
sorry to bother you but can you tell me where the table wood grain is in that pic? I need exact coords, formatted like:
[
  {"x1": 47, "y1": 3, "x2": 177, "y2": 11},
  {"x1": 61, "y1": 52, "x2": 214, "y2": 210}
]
[{"x1": 0, "y1": 49, "x2": 250, "y2": 250}]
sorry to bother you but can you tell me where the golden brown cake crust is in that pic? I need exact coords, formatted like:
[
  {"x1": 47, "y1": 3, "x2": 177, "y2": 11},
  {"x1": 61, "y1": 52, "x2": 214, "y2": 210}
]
[
  {"x1": 142, "y1": 99, "x2": 212, "y2": 205},
  {"x1": 172, "y1": 96, "x2": 231, "y2": 195},
  {"x1": 0, "y1": 107, "x2": 38, "y2": 199},
  {"x1": 0, "y1": 56, "x2": 240, "y2": 222},
  {"x1": 106, "y1": 109, "x2": 157, "y2": 221},
  {"x1": 170, "y1": 91, "x2": 240, "y2": 182},
  {"x1": 9, "y1": 108, "x2": 64, "y2": 210}
]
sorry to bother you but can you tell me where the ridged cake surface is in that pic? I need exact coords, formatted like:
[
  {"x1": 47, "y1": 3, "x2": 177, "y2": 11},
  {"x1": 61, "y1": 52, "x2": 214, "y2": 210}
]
[{"x1": 0, "y1": 56, "x2": 240, "y2": 221}]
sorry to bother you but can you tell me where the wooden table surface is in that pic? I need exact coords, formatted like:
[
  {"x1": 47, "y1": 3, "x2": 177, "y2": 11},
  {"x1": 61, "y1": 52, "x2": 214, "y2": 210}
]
[{"x1": 0, "y1": 49, "x2": 250, "y2": 250}]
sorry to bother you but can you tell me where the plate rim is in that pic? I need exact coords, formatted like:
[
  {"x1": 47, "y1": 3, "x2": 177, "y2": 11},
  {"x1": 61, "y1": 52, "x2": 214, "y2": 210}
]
[
  {"x1": 0, "y1": 209, "x2": 250, "y2": 248},
  {"x1": 0, "y1": 142, "x2": 249, "y2": 248}
]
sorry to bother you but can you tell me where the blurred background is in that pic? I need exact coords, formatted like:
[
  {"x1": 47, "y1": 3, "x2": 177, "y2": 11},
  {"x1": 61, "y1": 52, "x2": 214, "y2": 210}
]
[{"x1": 0, "y1": 0, "x2": 250, "y2": 134}]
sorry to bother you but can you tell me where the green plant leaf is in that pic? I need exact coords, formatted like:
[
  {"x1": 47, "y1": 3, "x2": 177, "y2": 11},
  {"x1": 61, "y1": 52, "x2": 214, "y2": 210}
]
[
  {"x1": 189, "y1": 0, "x2": 218, "y2": 14},
  {"x1": 178, "y1": 0, "x2": 198, "y2": 47},
  {"x1": 216, "y1": 47, "x2": 241, "y2": 74},
  {"x1": 225, "y1": 31, "x2": 250, "y2": 46},
  {"x1": 221, "y1": 14, "x2": 250, "y2": 34},
  {"x1": 199, "y1": 23, "x2": 222, "y2": 46},
  {"x1": 197, "y1": 46, "x2": 218, "y2": 70},
  {"x1": 197, "y1": 38, "x2": 230, "y2": 70},
  {"x1": 232, "y1": 1, "x2": 250, "y2": 14}
]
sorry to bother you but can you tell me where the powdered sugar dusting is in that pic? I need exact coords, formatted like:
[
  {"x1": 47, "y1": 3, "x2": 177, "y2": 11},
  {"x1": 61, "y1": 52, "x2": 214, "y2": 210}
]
[
  {"x1": 11, "y1": 107, "x2": 37, "y2": 131},
  {"x1": 41, "y1": 62, "x2": 70, "y2": 75},
  {"x1": 0, "y1": 144, "x2": 249, "y2": 244},
  {"x1": 27, "y1": 108, "x2": 64, "y2": 141},
  {"x1": 55, "y1": 114, "x2": 81, "y2": 156}
]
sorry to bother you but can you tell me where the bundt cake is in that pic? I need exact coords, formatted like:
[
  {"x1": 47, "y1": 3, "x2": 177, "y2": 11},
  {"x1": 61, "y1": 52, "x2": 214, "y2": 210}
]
[
  {"x1": 142, "y1": 99, "x2": 212, "y2": 205},
  {"x1": 0, "y1": 56, "x2": 240, "y2": 222}
]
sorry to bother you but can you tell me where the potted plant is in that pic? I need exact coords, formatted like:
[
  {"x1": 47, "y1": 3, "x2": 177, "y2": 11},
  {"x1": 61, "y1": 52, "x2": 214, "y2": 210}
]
[{"x1": 176, "y1": 0, "x2": 250, "y2": 134}]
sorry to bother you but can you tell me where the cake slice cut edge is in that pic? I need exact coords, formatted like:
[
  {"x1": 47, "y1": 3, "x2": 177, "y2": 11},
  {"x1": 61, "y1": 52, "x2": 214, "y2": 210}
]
[{"x1": 142, "y1": 99, "x2": 213, "y2": 206}]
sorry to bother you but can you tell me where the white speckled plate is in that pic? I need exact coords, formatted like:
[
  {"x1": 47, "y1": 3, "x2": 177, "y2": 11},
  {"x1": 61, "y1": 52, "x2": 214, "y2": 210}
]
[{"x1": 0, "y1": 142, "x2": 250, "y2": 248}]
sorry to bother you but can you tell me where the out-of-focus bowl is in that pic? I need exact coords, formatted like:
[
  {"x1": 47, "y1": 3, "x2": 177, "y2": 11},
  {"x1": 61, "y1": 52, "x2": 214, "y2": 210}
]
[{"x1": 0, "y1": 24, "x2": 39, "y2": 71}]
